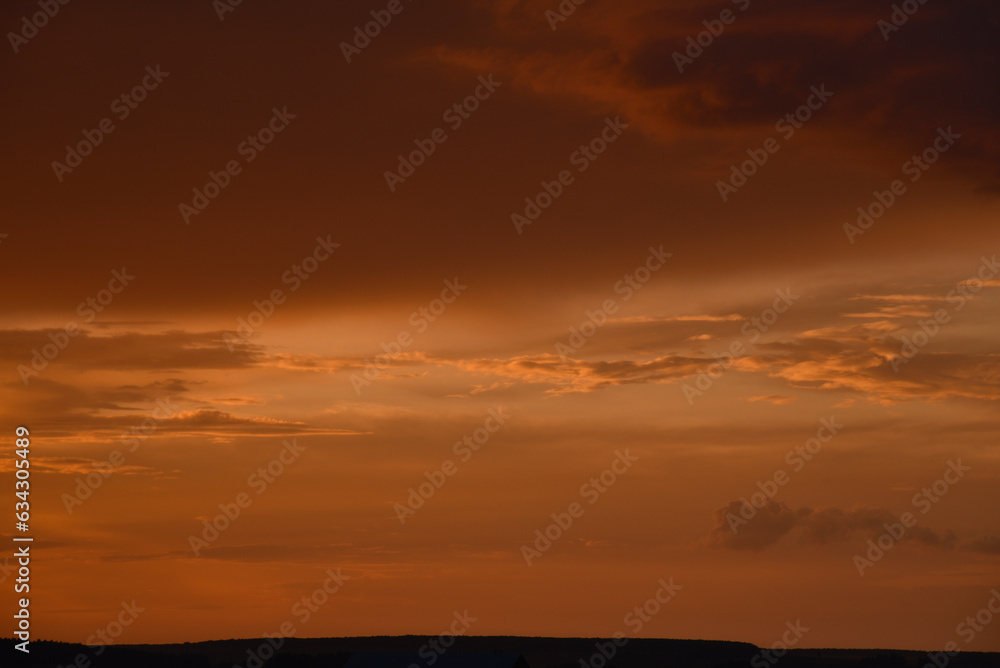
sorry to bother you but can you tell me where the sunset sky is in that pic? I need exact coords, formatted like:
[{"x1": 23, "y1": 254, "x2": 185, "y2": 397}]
[{"x1": 2, "y1": 0, "x2": 999, "y2": 654}]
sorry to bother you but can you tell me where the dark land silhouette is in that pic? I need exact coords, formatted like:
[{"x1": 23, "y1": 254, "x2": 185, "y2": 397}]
[{"x1": 7, "y1": 636, "x2": 999, "y2": 668}]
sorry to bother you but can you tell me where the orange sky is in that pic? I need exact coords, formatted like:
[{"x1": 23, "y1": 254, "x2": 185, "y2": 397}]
[{"x1": 2, "y1": 0, "x2": 999, "y2": 653}]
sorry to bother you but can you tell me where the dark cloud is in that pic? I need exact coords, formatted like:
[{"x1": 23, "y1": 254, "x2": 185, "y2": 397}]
[
  {"x1": 707, "y1": 500, "x2": 961, "y2": 551},
  {"x1": 707, "y1": 499, "x2": 808, "y2": 550},
  {"x1": 3, "y1": 0, "x2": 997, "y2": 318},
  {"x1": 0, "y1": 374, "x2": 359, "y2": 441},
  {"x1": 0, "y1": 328, "x2": 263, "y2": 372},
  {"x1": 445, "y1": 0, "x2": 1000, "y2": 190},
  {"x1": 968, "y1": 535, "x2": 1000, "y2": 554}
]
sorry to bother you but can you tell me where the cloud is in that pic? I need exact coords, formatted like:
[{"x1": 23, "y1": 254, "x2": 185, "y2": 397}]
[
  {"x1": 747, "y1": 395, "x2": 798, "y2": 405},
  {"x1": 707, "y1": 499, "x2": 809, "y2": 550},
  {"x1": 0, "y1": 456, "x2": 162, "y2": 477},
  {"x1": 435, "y1": 0, "x2": 1000, "y2": 187},
  {"x1": 0, "y1": 329, "x2": 263, "y2": 370},
  {"x1": 850, "y1": 294, "x2": 945, "y2": 303},
  {"x1": 95, "y1": 541, "x2": 509, "y2": 567},
  {"x1": 1, "y1": 377, "x2": 365, "y2": 442},
  {"x1": 843, "y1": 305, "x2": 936, "y2": 319},
  {"x1": 611, "y1": 314, "x2": 744, "y2": 323},
  {"x1": 707, "y1": 500, "x2": 960, "y2": 551},
  {"x1": 752, "y1": 336, "x2": 1000, "y2": 403},
  {"x1": 233, "y1": 284, "x2": 1000, "y2": 404},
  {"x1": 446, "y1": 381, "x2": 515, "y2": 398},
  {"x1": 799, "y1": 506, "x2": 957, "y2": 549},
  {"x1": 450, "y1": 352, "x2": 708, "y2": 394},
  {"x1": 271, "y1": 351, "x2": 432, "y2": 373},
  {"x1": 968, "y1": 536, "x2": 1000, "y2": 554},
  {"x1": 266, "y1": 349, "x2": 712, "y2": 395},
  {"x1": 85, "y1": 408, "x2": 366, "y2": 442}
]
